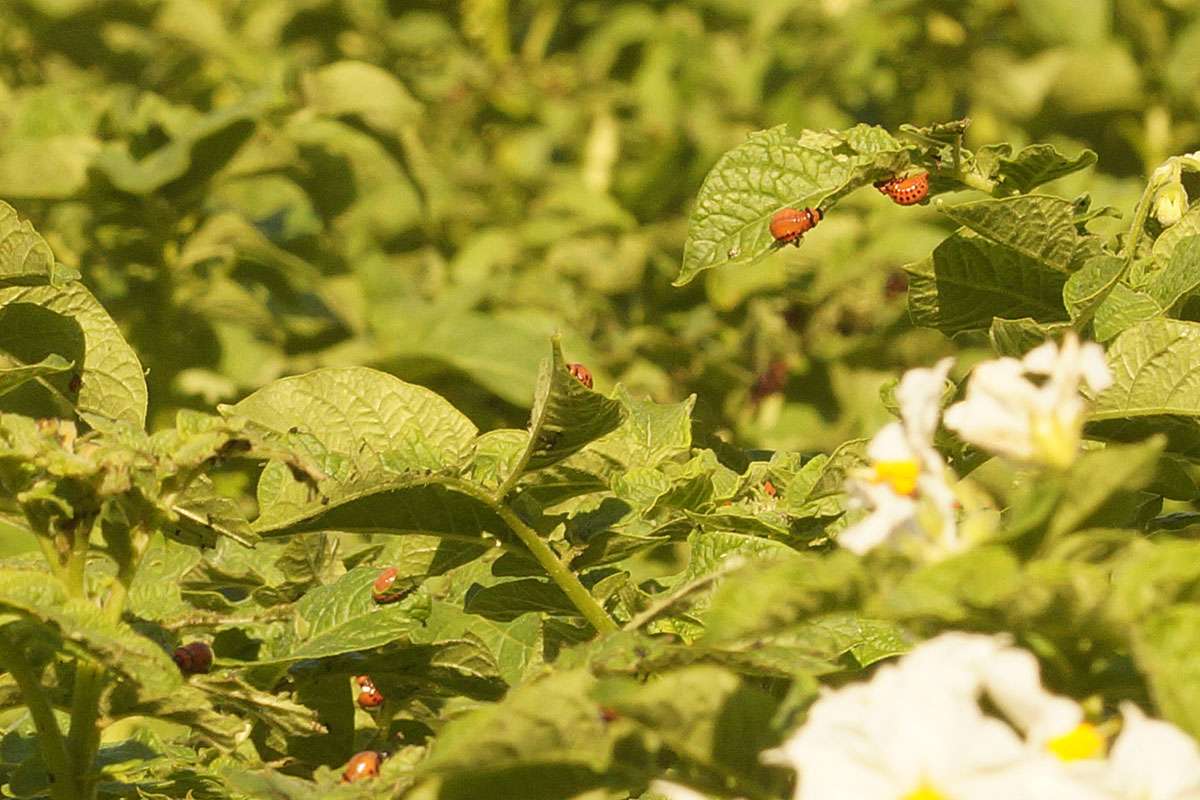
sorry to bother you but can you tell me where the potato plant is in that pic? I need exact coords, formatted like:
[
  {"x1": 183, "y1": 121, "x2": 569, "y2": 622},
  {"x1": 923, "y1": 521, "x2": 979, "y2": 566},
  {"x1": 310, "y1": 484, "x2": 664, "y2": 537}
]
[{"x1": 6, "y1": 2, "x2": 1200, "y2": 799}]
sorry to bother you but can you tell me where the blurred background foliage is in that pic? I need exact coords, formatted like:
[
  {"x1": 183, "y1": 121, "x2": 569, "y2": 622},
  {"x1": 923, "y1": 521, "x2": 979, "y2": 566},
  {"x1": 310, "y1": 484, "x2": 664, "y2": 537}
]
[{"x1": 2, "y1": 0, "x2": 1198, "y2": 453}]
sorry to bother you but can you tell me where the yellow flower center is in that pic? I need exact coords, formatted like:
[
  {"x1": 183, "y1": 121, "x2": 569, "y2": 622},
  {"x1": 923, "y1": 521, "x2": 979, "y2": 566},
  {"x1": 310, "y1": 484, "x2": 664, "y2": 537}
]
[
  {"x1": 1046, "y1": 722, "x2": 1105, "y2": 761},
  {"x1": 903, "y1": 782, "x2": 947, "y2": 800},
  {"x1": 871, "y1": 459, "x2": 920, "y2": 496}
]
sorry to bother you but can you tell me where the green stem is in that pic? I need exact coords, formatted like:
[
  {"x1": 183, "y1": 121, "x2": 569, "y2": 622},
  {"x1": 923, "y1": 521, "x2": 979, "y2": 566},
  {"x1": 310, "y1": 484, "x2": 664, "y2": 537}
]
[
  {"x1": 0, "y1": 639, "x2": 73, "y2": 800},
  {"x1": 1123, "y1": 173, "x2": 1162, "y2": 268},
  {"x1": 490, "y1": 502, "x2": 618, "y2": 635},
  {"x1": 65, "y1": 665, "x2": 104, "y2": 800},
  {"x1": 955, "y1": 169, "x2": 997, "y2": 195}
]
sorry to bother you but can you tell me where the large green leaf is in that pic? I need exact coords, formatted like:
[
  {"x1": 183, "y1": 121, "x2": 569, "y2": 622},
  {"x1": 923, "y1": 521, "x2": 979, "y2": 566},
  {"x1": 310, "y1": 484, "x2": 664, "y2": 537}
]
[
  {"x1": 0, "y1": 281, "x2": 147, "y2": 427},
  {"x1": 1089, "y1": 319, "x2": 1200, "y2": 457},
  {"x1": 677, "y1": 124, "x2": 906, "y2": 285},
  {"x1": 938, "y1": 195, "x2": 1095, "y2": 273},
  {"x1": 906, "y1": 231, "x2": 1069, "y2": 334},
  {"x1": 222, "y1": 367, "x2": 493, "y2": 536},
  {"x1": 256, "y1": 567, "x2": 428, "y2": 665}
]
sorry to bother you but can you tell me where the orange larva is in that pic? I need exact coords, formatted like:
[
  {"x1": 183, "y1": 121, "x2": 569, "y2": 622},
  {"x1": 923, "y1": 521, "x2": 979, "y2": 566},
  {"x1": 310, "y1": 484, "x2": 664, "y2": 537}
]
[
  {"x1": 342, "y1": 751, "x2": 382, "y2": 783},
  {"x1": 769, "y1": 207, "x2": 822, "y2": 246},
  {"x1": 875, "y1": 172, "x2": 930, "y2": 206},
  {"x1": 357, "y1": 683, "x2": 384, "y2": 709},
  {"x1": 567, "y1": 362, "x2": 594, "y2": 389}
]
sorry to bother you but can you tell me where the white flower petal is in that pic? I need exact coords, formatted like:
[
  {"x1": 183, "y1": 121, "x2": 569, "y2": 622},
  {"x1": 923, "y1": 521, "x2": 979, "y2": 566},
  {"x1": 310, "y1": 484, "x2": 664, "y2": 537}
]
[
  {"x1": 897, "y1": 357, "x2": 954, "y2": 445},
  {"x1": 1107, "y1": 702, "x2": 1200, "y2": 800}
]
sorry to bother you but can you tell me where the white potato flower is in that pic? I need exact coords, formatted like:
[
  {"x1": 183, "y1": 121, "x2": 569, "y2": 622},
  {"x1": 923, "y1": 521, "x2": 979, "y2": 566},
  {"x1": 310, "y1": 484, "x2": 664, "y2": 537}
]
[
  {"x1": 768, "y1": 632, "x2": 1104, "y2": 800},
  {"x1": 1103, "y1": 703, "x2": 1200, "y2": 800},
  {"x1": 840, "y1": 358, "x2": 959, "y2": 556},
  {"x1": 943, "y1": 333, "x2": 1111, "y2": 469}
]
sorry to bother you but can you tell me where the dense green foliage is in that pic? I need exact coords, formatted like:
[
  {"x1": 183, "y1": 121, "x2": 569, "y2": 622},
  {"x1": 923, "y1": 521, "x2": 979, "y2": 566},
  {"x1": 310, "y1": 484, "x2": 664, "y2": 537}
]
[{"x1": 4, "y1": 1, "x2": 1200, "y2": 798}]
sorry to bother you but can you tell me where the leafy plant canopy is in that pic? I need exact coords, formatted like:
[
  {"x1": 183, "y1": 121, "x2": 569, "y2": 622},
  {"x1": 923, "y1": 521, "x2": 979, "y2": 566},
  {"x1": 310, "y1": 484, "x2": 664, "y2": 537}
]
[{"x1": 4, "y1": 1, "x2": 1200, "y2": 798}]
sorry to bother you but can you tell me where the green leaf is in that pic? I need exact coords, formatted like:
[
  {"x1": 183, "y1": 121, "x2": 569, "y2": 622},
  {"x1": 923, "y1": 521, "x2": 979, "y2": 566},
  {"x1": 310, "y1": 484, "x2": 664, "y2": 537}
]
[
  {"x1": 700, "y1": 551, "x2": 863, "y2": 644},
  {"x1": 257, "y1": 567, "x2": 428, "y2": 665},
  {"x1": 993, "y1": 145, "x2": 1098, "y2": 194},
  {"x1": 593, "y1": 666, "x2": 782, "y2": 789},
  {"x1": 937, "y1": 195, "x2": 1094, "y2": 273},
  {"x1": 0, "y1": 570, "x2": 181, "y2": 700},
  {"x1": 676, "y1": 124, "x2": 906, "y2": 285},
  {"x1": 1153, "y1": 205, "x2": 1200, "y2": 265},
  {"x1": 599, "y1": 387, "x2": 696, "y2": 468},
  {"x1": 0, "y1": 200, "x2": 78, "y2": 286},
  {"x1": 1133, "y1": 604, "x2": 1200, "y2": 738},
  {"x1": 375, "y1": 309, "x2": 554, "y2": 407},
  {"x1": 464, "y1": 579, "x2": 579, "y2": 622},
  {"x1": 0, "y1": 281, "x2": 147, "y2": 427},
  {"x1": 513, "y1": 337, "x2": 625, "y2": 476},
  {"x1": 304, "y1": 60, "x2": 422, "y2": 138},
  {"x1": 1089, "y1": 320, "x2": 1200, "y2": 457},
  {"x1": 169, "y1": 475, "x2": 259, "y2": 548},
  {"x1": 1146, "y1": 235, "x2": 1200, "y2": 312},
  {"x1": 92, "y1": 96, "x2": 268, "y2": 195},
  {"x1": 875, "y1": 546, "x2": 1022, "y2": 622},
  {"x1": 989, "y1": 317, "x2": 1072, "y2": 357},
  {"x1": 1047, "y1": 438, "x2": 1165, "y2": 539},
  {"x1": 222, "y1": 367, "x2": 493, "y2": 536},
  {"x1": 1091, "y1": 284, "x2": 1162, "y2": 342},
  {"x1": 0, "y1": 354, "x2": 72, "y2": 397},
  {"x1": 414, "y1": 593, "x2": 542, "y2": 686},
  {"x1": 419, "y1": 670, "x2": 615, "y2": 789},
  {"x1": 1108, "y1": 540, "x2": 1200, "y2": 626},
  {"x1": 906, "y1": 232, "x2": 1069, "y2": 334},
  {"x1": 1063, "y1": 254, "x2": 1123, "y2": 323}
]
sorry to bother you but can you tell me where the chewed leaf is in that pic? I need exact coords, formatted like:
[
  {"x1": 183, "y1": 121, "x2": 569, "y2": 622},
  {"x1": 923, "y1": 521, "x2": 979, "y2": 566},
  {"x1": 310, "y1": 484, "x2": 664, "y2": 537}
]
[
  {"x1": 993, "y1": 144, "x2": 1097, "y2": 194},
  {"x1": 937, "y1": 195, "x2": 1097, "y2": 273},
  {"x1": 677, "y1": 124, "x2": 908, "y2": 285}
]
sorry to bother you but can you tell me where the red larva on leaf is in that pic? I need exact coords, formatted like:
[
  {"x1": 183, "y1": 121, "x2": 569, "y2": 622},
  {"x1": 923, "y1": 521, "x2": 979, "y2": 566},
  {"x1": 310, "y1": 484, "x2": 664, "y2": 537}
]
[
  {"x1": 875, "y1": 172, "x2": 930, "y2": 206},
  {"x1": 372, "y1": 567, "x2": 410, "y2": 604},
  {"x1": 342, "y1": 751, "x2": 382, "y2": 783},
  {"x1": 567, "y1": 362, "x2": 594, "y2": 389},
  {"x1": 357, "y1": 684, "x2": 384, "y2": 709},
  {"x1": 172, "y1": 642, "x2": 213, "y2": 675},
  {"x1": 763, "y1": 480, "x2": 778, "y2": 498},
  {"x1": 769, "y1": 207, "x2": 822, "y2": 246}
]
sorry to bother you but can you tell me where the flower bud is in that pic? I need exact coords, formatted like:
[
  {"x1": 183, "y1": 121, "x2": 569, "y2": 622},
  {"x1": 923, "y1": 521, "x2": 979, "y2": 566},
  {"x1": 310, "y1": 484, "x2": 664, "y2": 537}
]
[{"x1": 1155, "y1": 182, "x2": 1189, "y2": 227}]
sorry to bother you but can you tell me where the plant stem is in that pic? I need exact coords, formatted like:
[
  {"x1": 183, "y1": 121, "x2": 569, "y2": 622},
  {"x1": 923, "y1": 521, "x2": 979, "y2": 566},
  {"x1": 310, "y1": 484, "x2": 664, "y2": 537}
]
[
  {"x1": 65, "y1": 665, "x2": 104, "y2": 800},
  {"x1": 0, "y1": 639, "x2": 73, "y2": 800},
  {"x1": 490, "y1": 502, "x2": 618, "y2": 635}
]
